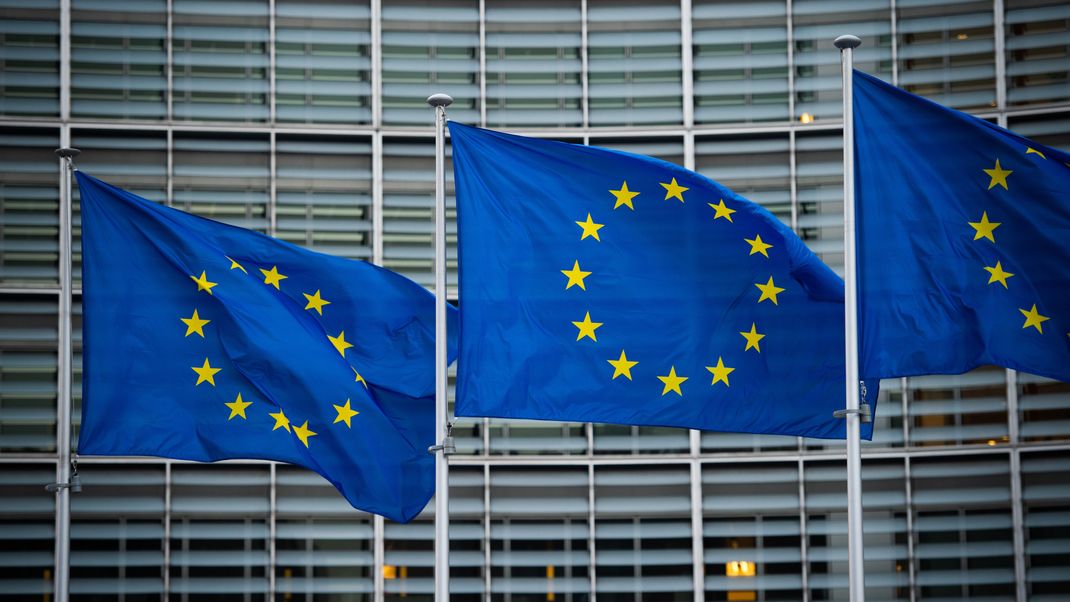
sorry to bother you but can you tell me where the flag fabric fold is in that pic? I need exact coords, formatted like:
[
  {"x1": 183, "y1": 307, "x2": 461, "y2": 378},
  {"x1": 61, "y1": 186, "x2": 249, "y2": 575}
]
[
  {"x1": 77, "y1": 172, "x2": 457, "y2": 522},
  {"x1": 449, "y1": 122, "x2": 875, "y2": 439},
  {"x1": 854, "y1": 70, "x2": 1070, "y2": 382}
]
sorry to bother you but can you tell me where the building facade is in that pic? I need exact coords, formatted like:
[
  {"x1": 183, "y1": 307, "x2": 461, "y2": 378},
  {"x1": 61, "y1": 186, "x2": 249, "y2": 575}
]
[{"x1": 1, "y1": 0, "x2": 1069, "y2": 600}]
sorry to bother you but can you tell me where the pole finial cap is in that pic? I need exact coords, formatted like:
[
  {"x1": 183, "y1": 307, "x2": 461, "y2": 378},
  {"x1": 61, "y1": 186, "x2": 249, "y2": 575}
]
[
  {"x1": 55, "y1": 148, "x2": 81, "y2": 159},
  {"x1": 427, "y1": 93, "x2": 454, "y2": 108},
  {"x1": 834, "y1": 35, "x2": 862, "y2": 50}
]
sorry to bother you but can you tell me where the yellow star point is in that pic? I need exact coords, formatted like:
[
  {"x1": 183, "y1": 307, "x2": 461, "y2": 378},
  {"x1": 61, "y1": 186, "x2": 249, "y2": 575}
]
[
  {"x1": 744, "y1": 234, "x2": 772, "y2": 258},
  {"x1": 708, "y1": 199, "x2": 736, "y2": 222},
  {"x1": 293, "y1": 420, "x2": 317, "y2": 447},
  {"x1": 561, "y1": 260, "x2": 592, "y2": 290},
  {"x1": 181, "y1": 309, "x2": 211, "y2": 338},
  {"x1": 303, "y1": 289, "x2": 331, "y2": 315},
  {"x1": 660, "y1": 177, "x2": 689, "y2": 202},
  {"x1": 1019, "y1": 304, "x2": 1050, "y2": 333},
  {"x1": 328, "y1": 330, "x2": 354, "y2": 356},
  {"x1": 269, "y1": 409, "x2": 291, "y2": 432},
  {"x1": 260, "y1": 265, "x2": 288, "y2": 289},
  {"x1": 755, "y1": 276, "x2": 785, "y2": 305},
  {"x1": 225, "y1": 393, "x2": 252, "y2": 420},
  {"x1": 706, "y1": 357, "x2": 735, "y2": 387},
  {"x1": 333, "y1": 399, "x2": 360, "y2": 428},
  {"x1": 190, "y1": 271, "x2": 217, "y2": 295},
  {"x1": 969, "y1": 211, "x2": 1001, "y2": 243},
  {"x1": 225, "y1": 256, "x2": 247, "y2": 273},
  {"x1": 739, "y1": 323, "x2": 765, "y2": 353},
  {"x1": 572, "y1": 312, "x2": 603, "y2": 342},
  {"x1": 191, "y1": 358, "x2": 220, "y2": 386},
  {"x1": 983, "y1": 159, "x2": 1012, "y2": 190},
  {"x1": 576, "y1": 213, "x2": 605, "y2": 241},
  {"x1": 657, "y1": 366, "x2": 688, "y2": 396},
  {"x1": 353, "y1": 367, "x2": 368, "y2": 388},
  {"x1": 1025, "y1": 147, "x2": 1046, "y2": 160},
  {"x1": 607, "y1": 350, "x2": 638, "y2": 380},
  {"x1": 984, "y1": 261, "x2": 1015, "y2": 289},
  {"x1": 609, "y1": 181, "x2": 640, "y2": 210}
]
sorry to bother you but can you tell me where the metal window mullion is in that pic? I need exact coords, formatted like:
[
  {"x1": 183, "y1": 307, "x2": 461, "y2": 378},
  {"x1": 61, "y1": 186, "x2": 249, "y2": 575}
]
[
  {"x1": 372, "y1": 132, "x2": 384, "y2": 265},
  {"x1": 798, "y1": 458, "x2": 810, "y2": 602},
  {"x1": 60, "y1": 0, "x2": 71, "y2": 122},
  {"x1": 680, "y1": 0, "x2": 694, "y2": 129},
  {"x1": 684, "y1": 132, "x2": 695, "y2": 171},
  {"x1": 166, "y1": 129, "x2": 174, "y2": 207},
  {"x1": 994, "y1": 0, "x2": 1007, "y2": 111},
  {"x1": 269, "y1": 131, "x2": 277, "y2": 237},
  {"x1": 903, "y1": 455, "x2": 916, "y2": 602},
  {"x1": 166, "y1": 0, "x2": 174, "y2": 122},
  {"x1": 786, "y1": 0, "x2": 795, "y2": 121},
  {"x1": 371, "y1": 0, "x2": 382, "y2": 128},
  {"x1": 483, "y1": 463, "x2": 491, "y2": 602},
  {"x1": 269, "y1": 0, "x2": 277, "y2": 123},
  {"x1": 890, "y1": 0, "x2": 899, "y2": 86},
  {"x1": 901, "y1": 377, "x2": 910, "y2": 447},
  {"x1": 689, "y1": 429, "x2": 705, "y2": 602},
  {"x1": 789, "y1": 129, "x2": 798, "y2": 232},
  {"x1": 1007, "y1": 368, "x2": 1027, "y2": 602},
  {"x1": 269, "y1": 462, "x2": 277, "y2": 600},
  {"x1": 479, "y1": 0, "x2": 487, "y2": 128},
  {"x1": 580, "y1": 0, "x2": 589, "y2": 129},
  {"x1": 374, "y1": 513, "x2": 385, "y2": 602},
  {"x1": 588, "y1": 462, "x2": 598, "y2": 602}
]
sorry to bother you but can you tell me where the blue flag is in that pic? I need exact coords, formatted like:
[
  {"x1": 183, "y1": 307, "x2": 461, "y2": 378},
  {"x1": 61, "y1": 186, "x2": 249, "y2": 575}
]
[
  {"x1": 77, "y1": 173, "x2": 457, "y2": 522},
  {"x1": 449, "y1": 122, "x2": 875, "y2": 439},
  {"x1": 854, "y1": 71, "x2": 1070, "y2": 382}
]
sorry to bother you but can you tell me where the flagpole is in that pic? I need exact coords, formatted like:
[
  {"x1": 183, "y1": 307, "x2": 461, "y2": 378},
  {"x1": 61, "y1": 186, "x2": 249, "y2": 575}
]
[
  {"x1": 427, "y1": 92, "x2": 454, "y2": 602},
  {"x1": 50, "y1": 146, "x2": 81, "y2": 602},
  {"x1": 834, "y1": 34, "x2": 866, "y2": 602}
]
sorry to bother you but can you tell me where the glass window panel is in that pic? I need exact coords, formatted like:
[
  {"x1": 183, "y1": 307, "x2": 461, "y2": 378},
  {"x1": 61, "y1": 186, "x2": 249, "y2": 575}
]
[
  {"x1": 695, "y1": 133, "x2": 791, "y2": 226},
  {"x1": 172, "y1": 0, "x2": 269, "y2": 122},
  {"x1": 1022, "y1": 452, "x2": 1070, "y2": 599},
  {"x1": 381, "y1": 0, "x2": 481, "y2": 126},
  {"x1": 1005, "y1": 0, "x2": 1070, "y2": 107},
  {"x1": 1017, "y1": 372, "x2": 1070, "y2": 442},
  {"x1": 794, "y1": 130, "x2": 843, "y2": 275},
  {"x1": 490, "y1": 518, "x2": 588, "y2": 602},
  {"x1": 275, "y1": 135, "x2": 373, "y2": 259},
  {"x1": 0, "y1": 127, "x2": 60, "y2": 286},
  {"x1": 490, "y1": 466, "x2": 588, "y2": 518},
  {"x1": 485, "y1": 0, "x2": 583, "y2": 128},
  {"x1": 806, "y1": 459, "x2": 910, "y2": 600},
  {"x1": 692, "y1": 0, "x2": 790, "y2": 124},
  {"x1": 0, "y1": 3, "x2": 59, "y2": 117},
  {"x1": 172, "y1": 132, "x2": 270, "y2": 232},
  {"x1": 0, "y1": 294, "x2": 56, "y2": 452},
  {"x1": 908, "y1": 367, "x2": 1009, "y2": 447},
  {"x1": 897, "y1": 0, "x2": 997, "y2": 111},
  {"x1": 1008, "y1": 111, "x2": 1070, "y2": 151},
  {"x1": 488, "y1": 419, "x2": 588, "y2": 456},
  {"x1": 0, "y1": 463, "x2": 55, "y2": 598},
  {"x1": 587, "y1": 0, "x2": 683, "y2": 127},
  {"x1": 792, "y1": 0, "x2": 893, "y2": 122},
  {"x1": 275, "y1": 0, "x2": 372, "y2": 125},
  {"x1": 70, "y1": 0, "x2": 167, "y2": 120}
]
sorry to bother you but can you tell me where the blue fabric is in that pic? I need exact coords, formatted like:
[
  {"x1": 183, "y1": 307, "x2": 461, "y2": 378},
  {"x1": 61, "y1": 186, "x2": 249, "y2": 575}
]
[
  {"x1": 449, "y1": 122, "x2": 875, "y2": 440},
  {"x1": 77, "y1": 172, "x2": 457, "y2": 522},
  {"x1": 854, "y1": 71, "x2": 1070, "y2": 382}
]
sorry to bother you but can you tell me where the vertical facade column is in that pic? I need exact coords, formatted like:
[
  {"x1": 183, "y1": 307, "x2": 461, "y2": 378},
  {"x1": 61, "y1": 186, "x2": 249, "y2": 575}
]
[
  {"x1": 166, "y1": 0, "x2": 174, "y2": 121},
  {"x1": 580, "y1": 0, "x2": 590, "y2": 129},
  {"x1": 163, "y1": 461, "x2": 172, "y2": 602},
  {"x1": 994, "y1": 0, "x2": 1007, "y2": 111},
  {"x1": 371, "y1": 0, "x2": 383, "y2": 129},
  {"x1": 268, "y1": 0, "x2": 277, "y2": 123},
  {"x1": 268, "y1": 462, "x2": 277, "y2": 600},
  {"x1": 1006, "y1": 367, "x2": 1027, "y2": 602},
  {"x1": 478, "y1": 0, "x2": 488, "y2": 128},
  {"x1": 374, "y1": 514, "x2": 385, "y2": 602},
  {"x1": 268, "y1": 131, "x2": 277, "y2": 237},
  {"x1": 60, "y1": 0, "x2": 71, "y2": 123},
  {"x1": 483, "y1": 464, "x2": 492, "y2": 602},
  {"x1": 689, "y1": 444, "x2": 705, "y2": 602},
  {"x1": 372, "y1": 132, "x2": 384, "y2": 266},
  {"x1": 903, "y1": 456, "x2": 917, "y2": 602},
  {"x1": 889, "y1": 0, "x2": 899, "y2": 86},
  {"x1": 679, "y1": 0, "x2": 694, "y2": 129},
  {"x1": 587, "y1": 463, "x2": 598, "y2": 602},
  {"x1": 797, "y1": 458, "x2": 810, "y2": 602}
]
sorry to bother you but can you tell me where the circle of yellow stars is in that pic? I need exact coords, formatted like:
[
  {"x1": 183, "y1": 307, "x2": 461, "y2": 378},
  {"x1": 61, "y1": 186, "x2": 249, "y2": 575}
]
[
  {"x1": 182, "y1": 255, "x2": 370, "y2": 450},
  {"x1": 970, "y1": 150, "x2": 1060, "y2": 337},
  {"x1": 562, "y1": 176, "x2": 786, "y2": 398}
]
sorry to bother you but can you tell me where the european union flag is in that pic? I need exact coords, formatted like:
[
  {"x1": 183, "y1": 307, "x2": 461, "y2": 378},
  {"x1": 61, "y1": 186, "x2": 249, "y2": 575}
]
[
  {"x1": 77, "y1": 173, "x2": 457, "y2": 522},
  {"x1": 449, "y1": 123, "x2": 875, "y2": 439},
  {"x1": 854, "y1": 71, "x2": 1070, "y2": 382}
]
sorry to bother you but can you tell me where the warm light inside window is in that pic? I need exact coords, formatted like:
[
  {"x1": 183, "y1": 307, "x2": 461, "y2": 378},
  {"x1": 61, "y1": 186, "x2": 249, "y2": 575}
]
[
  {"x1": 726, "y1": 560, "x2": 756, "y2": 577},
  {"x1": 956, "y1": 33, "x2": 969, "y2": 40},
  {"x1": 383, "y1": 565, "x2": 397, "y2": 579},
  {"x1": 799, "y1": 112, "x2": 814, "y2": 124}
]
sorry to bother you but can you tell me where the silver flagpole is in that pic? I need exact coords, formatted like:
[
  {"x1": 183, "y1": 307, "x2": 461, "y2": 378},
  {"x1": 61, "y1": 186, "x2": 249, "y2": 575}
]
[
  {"x1": 50, "y1": 147, "x2": 81, "y2": 602},
  {"x1": 834, "y1": 34, "x2": 866, "y2": 602},
  {"x1": 427, "y1": 92, "x2": 454, "y2": 602}
]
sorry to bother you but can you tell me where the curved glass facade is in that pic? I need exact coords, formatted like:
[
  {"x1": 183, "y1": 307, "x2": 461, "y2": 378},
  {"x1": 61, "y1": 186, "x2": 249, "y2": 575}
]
[{"x1": 1, "y1": 0, "x2": 1068, "y2": 600}]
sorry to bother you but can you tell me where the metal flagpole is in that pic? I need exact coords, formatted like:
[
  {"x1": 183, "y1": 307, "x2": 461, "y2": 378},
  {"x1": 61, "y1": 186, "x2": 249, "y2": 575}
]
[
  {"x1": 49, "y1": 147, "x2": 82, "y2": 602},
  {"x1": 427, "y1": 92, "x2": 454, "y2": 602},
  {"x1": 833, "y1": 34, "x2": 867, "y2": 602}
]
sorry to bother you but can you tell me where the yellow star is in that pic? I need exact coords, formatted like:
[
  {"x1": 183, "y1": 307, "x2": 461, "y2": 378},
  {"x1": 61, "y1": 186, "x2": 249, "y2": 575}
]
[
  {"x1": 1025, "y1": 147, "x2": 1046, "y2": 160},
  {"x1": 190, "y1": 271, "x2": 217, "y2": 295},
  {"x1": 969, "y1": 211, "x2": 1001, "y2": 243},
  {"x1": 1019, "y1": 304, "x2": 1050, "y2": 333},
  {"x1": 226, "y1": 255, "x2": 247, "y2": 273},
  {"x1": 353, "y1": 367, "x2": 368, "y2": 388},
  {"x1": 607, "y1": 350, "x2": 638, "y2": 380},
  {"x1": 269, "y1": 409, "x2": 291, "y2": 432},
  {"x1": 328, "y1": 330, "x2": 354, "y2": 356},
  {"x1": 660, "y1": 177, "x2": 688, "y2": 202},
  {"x1": 572, "y1": 312, "x2": 603, "y2": 342},
  {"x1": 561, "y1": 260, "x2": 592, "y2": 290},
  {"x1": 739, "y1": 323, "x2": 765, "y2": 352},
  {"x1": 755, "y1": 277, "x2": 785, "y2": 305},
  {"x1": 191, "y1": 358, "x2": 220, "y2": 386},
  {"x1": 224, "y1": 393, "x2": 252, "y2": 420},
  {"x1": 260, "y1": 265, "x2": 288, "y2": 290},
  {"x1": 706, "y1": 357, "x2": 735, "y2": 387},
  {"x1": 708, "y1": 199, "x2": 736, "y2": 222},
  {"x1": 293, "y1": 420, "x2": 317, "y2": 447},
  {"x1": 744, "y1": 234, "x2": 772, "y2": 258},
  {"x1": 609, "y1": 181, "x2": 639, "y2": 210},
  {"x1": 333, "y1": 399, "x2": 360, "y2": 428},
  {"x1": 181, "y1": 309, "x2": 210, "y2": 338},
  {"x1": 576, "y1": 213, "x2": 605, "y2": 241},
  {"x1": 303, "y1": 289, "x2": 331, "y2": 315},
  {"x1": 983, "y1": 159, "x2": 1012, "y2": 190},
  {"x1": 984, "y1": 261, "x2": 1014, "y2": 289},
  {"x1": 657, "y1": 366, "x2": 688, "y2": 396}
]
